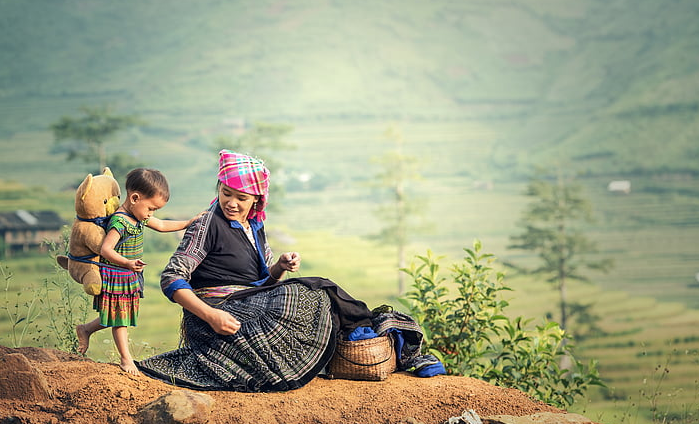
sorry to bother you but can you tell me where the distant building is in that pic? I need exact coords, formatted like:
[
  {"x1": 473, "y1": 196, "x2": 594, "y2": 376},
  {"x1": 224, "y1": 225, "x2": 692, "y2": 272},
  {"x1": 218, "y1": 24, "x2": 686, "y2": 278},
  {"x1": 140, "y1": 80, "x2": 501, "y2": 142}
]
[
  {"x1": 0, "y1": 210, "x2": 66, "y2": 258},
  {"x1": 607, "y1": 180, "x2": 631, "y2": 194},
  {"x1": 472, "y1": 180, "x2": 494, "y2": 191}
]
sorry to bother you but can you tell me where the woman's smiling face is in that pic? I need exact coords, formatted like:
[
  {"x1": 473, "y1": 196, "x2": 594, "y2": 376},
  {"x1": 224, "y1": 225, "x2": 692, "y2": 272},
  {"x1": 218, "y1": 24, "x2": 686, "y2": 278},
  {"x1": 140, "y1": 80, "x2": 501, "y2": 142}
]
[{"x1": 217, "y1": 183, "x2": 258, "y2": 222}]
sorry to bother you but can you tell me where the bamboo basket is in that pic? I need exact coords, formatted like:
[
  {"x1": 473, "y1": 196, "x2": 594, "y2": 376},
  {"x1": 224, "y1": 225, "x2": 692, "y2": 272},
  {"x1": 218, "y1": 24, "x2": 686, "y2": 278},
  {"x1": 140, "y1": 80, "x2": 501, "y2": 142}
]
[{"x1": 326, "y1": 335, "x2": 396, "y2": 381}]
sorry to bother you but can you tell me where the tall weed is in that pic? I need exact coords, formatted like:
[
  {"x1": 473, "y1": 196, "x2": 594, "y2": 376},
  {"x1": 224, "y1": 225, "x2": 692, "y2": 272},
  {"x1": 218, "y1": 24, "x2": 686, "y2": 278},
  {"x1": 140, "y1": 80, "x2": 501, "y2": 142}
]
[
  {"x1": 605, "y1": 348, "x2": 699, "y2": 424},
  {"x1": 0, "y1": 263, "x2": 41, "y2": 347},
  {"x1": 39, "y1": 239, "x2": 91, "y2": 353},
  {"x1": 0, "y1": 237, "x2": 91, "y2": 354}
]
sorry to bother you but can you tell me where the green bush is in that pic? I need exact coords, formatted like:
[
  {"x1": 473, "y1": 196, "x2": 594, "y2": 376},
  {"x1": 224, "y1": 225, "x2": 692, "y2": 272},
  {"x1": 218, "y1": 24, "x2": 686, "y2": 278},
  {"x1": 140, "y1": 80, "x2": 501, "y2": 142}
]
[{"x1": 398, "y1": 240, "x2": 604, "y2": 408}]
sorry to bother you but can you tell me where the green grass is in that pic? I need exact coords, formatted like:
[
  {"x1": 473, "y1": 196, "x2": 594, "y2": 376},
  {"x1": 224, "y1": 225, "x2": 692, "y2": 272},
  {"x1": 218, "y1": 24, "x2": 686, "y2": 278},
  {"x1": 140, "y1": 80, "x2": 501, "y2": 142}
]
[{"x1": 2, "y1": 226, "x2": 699, "y2": 423}]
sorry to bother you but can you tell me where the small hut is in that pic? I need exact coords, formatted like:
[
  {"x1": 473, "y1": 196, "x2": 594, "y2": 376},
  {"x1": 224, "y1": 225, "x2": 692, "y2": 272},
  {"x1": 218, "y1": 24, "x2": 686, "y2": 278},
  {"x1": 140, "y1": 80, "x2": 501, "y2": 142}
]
[{"x1": 0, "y1": 210, "x2": 66, "y2": 258}]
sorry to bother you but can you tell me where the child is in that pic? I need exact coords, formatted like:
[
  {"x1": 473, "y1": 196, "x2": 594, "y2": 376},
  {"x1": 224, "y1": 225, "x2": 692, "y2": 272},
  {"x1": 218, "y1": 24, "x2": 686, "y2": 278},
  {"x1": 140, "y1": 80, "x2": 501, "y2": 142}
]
[{"x1": 76, "y1": 168, "x2": 203, "y2": 375}]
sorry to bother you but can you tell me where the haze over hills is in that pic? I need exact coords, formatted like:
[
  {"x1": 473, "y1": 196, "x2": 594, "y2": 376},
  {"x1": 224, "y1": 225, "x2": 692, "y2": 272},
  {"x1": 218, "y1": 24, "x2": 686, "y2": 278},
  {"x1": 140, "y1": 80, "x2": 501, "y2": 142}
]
[
  {"x1": 0, "y1": 0, "x2": 698, "y2": 180},
  {"x1": 0, "y1": 0, "x2": 697, "y2": 308}
]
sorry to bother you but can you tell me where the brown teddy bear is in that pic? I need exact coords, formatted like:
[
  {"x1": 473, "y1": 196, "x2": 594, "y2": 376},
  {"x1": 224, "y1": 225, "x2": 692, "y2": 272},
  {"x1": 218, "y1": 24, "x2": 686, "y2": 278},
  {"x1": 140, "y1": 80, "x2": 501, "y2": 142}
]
[{"x1": 57, "y1": 167, "x2": 121, "y2": 295}]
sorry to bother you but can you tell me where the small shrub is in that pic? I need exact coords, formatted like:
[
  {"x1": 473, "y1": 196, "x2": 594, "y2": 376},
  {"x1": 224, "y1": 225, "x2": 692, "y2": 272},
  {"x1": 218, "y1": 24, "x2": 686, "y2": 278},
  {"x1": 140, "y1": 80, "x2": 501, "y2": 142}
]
[{"x1": 399, "y1": 240, "x2": 604, "y2": 408}]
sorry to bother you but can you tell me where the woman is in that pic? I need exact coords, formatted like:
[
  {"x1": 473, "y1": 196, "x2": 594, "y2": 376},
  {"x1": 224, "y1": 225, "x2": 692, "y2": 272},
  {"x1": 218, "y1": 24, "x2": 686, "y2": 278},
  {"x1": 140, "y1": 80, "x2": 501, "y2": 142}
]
[{"x1": 136, "y1": 150, "x2": 374, "y2": 391}]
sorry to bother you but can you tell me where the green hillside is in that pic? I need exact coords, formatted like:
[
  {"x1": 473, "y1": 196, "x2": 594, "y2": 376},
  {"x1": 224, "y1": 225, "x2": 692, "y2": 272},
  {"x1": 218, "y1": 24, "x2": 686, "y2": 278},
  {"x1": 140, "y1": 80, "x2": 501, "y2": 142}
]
[
  {"x1": 0, "y1": 0, "x2": 697, "y2": 315},
  {"x1": 1, "y1": 0, "x2": 698, "y2": 177}
]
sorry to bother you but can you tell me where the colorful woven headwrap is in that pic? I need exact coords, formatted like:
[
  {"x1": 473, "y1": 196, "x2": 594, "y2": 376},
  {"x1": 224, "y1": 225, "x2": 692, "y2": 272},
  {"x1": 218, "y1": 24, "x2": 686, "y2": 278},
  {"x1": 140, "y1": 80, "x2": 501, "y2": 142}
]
[{"x1": 217, "y1": 150, "x2": 270, "y2": 221}]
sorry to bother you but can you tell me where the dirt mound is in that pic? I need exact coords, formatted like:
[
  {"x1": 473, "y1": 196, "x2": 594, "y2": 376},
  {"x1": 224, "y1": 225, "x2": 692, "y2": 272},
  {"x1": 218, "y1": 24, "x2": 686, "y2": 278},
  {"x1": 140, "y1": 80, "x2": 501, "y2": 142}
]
[{"x1": 0, "y1": 346, "x2": 589, "y2": 424}]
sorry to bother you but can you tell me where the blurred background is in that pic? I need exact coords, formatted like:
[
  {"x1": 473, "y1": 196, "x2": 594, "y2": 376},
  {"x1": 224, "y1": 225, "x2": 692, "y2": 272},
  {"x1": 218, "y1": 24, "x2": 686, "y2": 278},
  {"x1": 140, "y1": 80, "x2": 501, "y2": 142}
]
[{"x1": 0, "y1": 1, "x2": 697, "y2": 423}]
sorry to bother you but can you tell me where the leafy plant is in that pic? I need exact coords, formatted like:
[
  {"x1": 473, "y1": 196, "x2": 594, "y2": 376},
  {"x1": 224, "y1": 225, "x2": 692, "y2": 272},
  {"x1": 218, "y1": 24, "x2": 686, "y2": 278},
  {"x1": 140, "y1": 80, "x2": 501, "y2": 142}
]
[{"x1": 399, "y1": 240, "x2": 604, "y2": 408}]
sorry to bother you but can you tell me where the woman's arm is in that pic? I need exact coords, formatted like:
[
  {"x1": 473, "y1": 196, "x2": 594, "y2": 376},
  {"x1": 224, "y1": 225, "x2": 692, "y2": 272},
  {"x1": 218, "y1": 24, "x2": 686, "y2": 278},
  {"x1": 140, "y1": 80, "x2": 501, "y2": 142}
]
[
  {"x1": 172, "y1": 289, "x2": 241, "y2": 335},
  {"x1": 160, "y1": 213, "x2": 209, "y2": 300}
]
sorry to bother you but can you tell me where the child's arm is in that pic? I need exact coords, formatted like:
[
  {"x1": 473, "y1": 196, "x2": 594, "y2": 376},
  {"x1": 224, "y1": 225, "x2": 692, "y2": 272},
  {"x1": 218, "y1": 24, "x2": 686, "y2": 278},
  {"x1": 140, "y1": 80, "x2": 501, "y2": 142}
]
[
  {"x1": 146, "y1": 211, "x2": 206, "y2": 233},
  {"x1": 100, "y1": 229, "x2": 146, "y2": 272}
]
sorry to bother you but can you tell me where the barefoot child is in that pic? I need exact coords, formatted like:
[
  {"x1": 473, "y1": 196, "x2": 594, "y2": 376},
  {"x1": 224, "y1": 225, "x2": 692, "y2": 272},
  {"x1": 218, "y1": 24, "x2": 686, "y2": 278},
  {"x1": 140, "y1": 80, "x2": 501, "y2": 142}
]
[{"x1": 76, "y1": 168, "x2": 203, "y2": 375}]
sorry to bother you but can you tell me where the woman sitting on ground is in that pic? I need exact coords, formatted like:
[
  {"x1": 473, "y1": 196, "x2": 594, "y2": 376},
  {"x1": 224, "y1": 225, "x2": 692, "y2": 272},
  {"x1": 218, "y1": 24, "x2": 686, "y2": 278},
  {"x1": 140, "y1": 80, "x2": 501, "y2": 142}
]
[{"x1": 136, "y1": 150, "x2": 375, "y2": 391}]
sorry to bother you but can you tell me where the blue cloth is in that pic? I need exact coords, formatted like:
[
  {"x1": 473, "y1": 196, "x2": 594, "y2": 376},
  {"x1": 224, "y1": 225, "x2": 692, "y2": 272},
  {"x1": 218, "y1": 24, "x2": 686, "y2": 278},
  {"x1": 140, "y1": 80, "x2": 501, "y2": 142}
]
[
  {"x1": 388, "y1": 328, "x2": 405, "y2": 358},
  {"x1": 415, "y1": 361, "x2": 447, "y2": 377},
  {"x1": 389, "y1": 328, "x2": 445, "y2": 377},
  {"x1": 76, "y1": 214, "x2": 110, "y2": 230},
  {"x1": 347, "y1": 326, "x2": 377, "y2": 341}
]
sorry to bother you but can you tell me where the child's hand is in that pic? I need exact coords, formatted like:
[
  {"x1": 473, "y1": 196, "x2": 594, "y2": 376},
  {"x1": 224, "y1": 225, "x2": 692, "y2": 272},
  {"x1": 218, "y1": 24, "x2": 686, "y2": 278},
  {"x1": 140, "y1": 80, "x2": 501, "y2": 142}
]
[
  {"x1": 188, "y1": 211, "x2": 208, "y2": 226},
  {"x1": 128, "y1": 259, "x2": 147, "y2": 272}
]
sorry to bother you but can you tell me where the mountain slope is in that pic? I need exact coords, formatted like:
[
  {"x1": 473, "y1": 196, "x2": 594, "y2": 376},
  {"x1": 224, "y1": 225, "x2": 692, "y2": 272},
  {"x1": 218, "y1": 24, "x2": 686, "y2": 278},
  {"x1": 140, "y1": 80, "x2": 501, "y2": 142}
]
[{"x1": 1, "y1": 0, "x2": 697, "y2": 179}]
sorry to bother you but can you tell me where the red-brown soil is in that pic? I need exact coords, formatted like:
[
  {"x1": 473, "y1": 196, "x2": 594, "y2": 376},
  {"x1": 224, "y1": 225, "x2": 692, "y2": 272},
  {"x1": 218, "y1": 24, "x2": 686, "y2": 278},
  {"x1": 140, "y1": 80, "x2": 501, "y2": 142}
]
[{"x1": 0, "y1": 346, "x2": 575, "y2": 424}]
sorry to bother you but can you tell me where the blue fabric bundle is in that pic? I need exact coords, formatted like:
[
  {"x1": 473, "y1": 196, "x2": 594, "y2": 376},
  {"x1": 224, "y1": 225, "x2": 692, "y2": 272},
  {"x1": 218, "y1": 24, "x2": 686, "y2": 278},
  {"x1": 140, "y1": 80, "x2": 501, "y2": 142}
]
[
  {"x1": 347, "y1": 326, "x2": 377, "y2": 341},
  {"x1": 347, "y1": 313, "x2": 448, "y2": 378},
  {"x1": 414, "y1": 361, "x2": 447, "y2": 377}
]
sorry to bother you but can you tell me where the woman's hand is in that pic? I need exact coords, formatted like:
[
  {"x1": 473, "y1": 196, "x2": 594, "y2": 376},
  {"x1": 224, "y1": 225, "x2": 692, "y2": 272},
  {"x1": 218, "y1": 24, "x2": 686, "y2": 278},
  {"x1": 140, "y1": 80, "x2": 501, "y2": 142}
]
[
  {"x1": 268, "y1": 252, "x2": 301, "y2": 281},
  {"x1": 205, "y1": 308, "x2": 241, "y2": 335},
  {"x1": 278, "y1": 252, "x2": 301, "y2": 273},
  {"x1": 173, "y1": 288, "x2": 241, "y2": 335}
]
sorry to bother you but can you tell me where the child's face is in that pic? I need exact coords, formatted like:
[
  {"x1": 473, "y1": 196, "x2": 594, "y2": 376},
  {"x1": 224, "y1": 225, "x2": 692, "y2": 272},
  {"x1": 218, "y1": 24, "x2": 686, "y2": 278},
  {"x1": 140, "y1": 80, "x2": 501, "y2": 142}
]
[{"x1": 128, "y1": 192, "x2": 167, "y2": 222}]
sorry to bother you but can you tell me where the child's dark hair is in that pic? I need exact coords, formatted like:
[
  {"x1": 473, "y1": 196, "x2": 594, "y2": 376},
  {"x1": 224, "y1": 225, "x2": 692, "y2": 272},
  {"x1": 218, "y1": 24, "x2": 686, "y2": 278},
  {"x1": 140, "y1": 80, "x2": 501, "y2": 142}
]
[{"x1": 125, "y1": 168, "x2": 170, "y2": 201}]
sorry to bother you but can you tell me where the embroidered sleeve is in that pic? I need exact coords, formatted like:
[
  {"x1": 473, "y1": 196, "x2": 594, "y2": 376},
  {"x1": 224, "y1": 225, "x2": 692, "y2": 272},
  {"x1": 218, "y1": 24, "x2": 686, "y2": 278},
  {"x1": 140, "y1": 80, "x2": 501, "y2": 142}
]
[
  {"x1": 160, "y1": 212, "x2": 212, "y2": 301},
  {"x1": 264, "y1": 240, "x2": 274, "y2": 267}
]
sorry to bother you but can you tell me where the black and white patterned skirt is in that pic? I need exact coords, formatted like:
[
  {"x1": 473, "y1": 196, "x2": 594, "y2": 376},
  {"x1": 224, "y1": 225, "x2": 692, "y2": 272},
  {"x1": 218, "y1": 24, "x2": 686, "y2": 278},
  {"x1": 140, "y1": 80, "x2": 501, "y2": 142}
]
[{"x1": 137, "y1": 281, "x2": 336, "y2": 392}]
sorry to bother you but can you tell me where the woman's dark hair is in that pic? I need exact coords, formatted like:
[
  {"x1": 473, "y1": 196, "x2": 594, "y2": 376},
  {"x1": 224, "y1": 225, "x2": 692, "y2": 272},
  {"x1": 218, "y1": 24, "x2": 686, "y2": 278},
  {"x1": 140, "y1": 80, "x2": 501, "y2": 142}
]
[{"x1": 125, "y1": 168, "x2": 170, "y2": 201}]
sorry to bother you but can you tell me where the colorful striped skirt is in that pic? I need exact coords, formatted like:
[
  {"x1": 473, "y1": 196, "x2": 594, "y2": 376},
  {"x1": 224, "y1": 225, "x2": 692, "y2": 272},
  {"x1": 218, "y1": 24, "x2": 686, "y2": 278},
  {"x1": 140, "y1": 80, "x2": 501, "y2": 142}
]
[{"x1": 94, "y1": 266, "x2": 143, "y2": 327}]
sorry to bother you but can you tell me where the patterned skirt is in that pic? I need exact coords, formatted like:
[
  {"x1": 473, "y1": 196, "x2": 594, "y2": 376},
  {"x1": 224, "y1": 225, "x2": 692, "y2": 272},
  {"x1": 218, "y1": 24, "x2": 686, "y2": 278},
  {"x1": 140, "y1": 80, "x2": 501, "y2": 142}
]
[
  {"x1": 94, "y1": 266, "x2": 143, "y2": 327},
  {"x1": 136, "y1": 281, "x2": 336, "y2": 391}
]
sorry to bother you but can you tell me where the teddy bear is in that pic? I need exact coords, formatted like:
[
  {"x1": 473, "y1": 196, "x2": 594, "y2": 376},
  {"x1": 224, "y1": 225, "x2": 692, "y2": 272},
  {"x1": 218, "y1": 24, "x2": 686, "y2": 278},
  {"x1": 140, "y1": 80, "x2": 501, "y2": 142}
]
[{"x1": 57, "y1": 167, "x2": 121, "y2": 295}]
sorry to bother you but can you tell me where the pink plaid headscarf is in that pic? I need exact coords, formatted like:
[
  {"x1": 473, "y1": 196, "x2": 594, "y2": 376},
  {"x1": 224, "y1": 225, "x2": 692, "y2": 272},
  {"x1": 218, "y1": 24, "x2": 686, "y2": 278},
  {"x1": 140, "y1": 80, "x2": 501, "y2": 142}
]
[{"x1": 217, "y1": 150, "x2": 270, "y2": 221}]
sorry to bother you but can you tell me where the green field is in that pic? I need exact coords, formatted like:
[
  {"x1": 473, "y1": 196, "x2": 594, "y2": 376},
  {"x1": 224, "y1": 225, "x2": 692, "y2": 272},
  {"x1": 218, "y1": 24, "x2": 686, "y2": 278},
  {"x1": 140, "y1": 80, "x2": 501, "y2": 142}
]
[{"x1": 2, "y1": 226, "x2": 698, "y2": 424}]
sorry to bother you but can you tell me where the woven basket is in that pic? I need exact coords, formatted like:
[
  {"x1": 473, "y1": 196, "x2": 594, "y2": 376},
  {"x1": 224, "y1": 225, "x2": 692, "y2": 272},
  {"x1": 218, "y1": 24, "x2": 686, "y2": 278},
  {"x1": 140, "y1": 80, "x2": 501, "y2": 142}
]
[{"x1": 326, "y1": 335, "x2": 396, "y2": 381}]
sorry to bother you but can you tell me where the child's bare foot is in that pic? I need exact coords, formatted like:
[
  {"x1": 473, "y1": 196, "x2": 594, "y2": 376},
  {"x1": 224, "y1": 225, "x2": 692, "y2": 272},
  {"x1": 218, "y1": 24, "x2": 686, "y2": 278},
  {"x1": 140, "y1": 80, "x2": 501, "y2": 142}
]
[
  {"x1": 120, "y1": 359, "x2": 140, "y2": 376},
  {"x1": 76, "y1": 324, "x2": 90, "y2": 355}
]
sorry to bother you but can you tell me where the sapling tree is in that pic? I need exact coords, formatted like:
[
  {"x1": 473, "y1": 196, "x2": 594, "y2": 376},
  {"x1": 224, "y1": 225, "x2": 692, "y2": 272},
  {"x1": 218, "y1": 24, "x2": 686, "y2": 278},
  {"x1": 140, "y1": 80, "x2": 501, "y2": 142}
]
[
  {"x1": 508, "y1": 169, "x2": 612, "y2": 332},
  {"x1": 50, "y1": 105, "x2": 144, "y2": 173},
  {"x1": 369, "y1": 124, "x2": 421, "y2": 294}
]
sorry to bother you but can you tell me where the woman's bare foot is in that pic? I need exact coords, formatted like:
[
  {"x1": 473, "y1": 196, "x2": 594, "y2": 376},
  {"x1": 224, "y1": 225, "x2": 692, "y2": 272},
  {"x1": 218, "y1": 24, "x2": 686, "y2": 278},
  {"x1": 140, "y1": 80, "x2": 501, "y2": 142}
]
[
  {"x1": 120, "y1": 359, "x2": 140, "y2": 376},
  {"x1": 76, "y1": 324, "x2": 90, "y2": 355}
]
